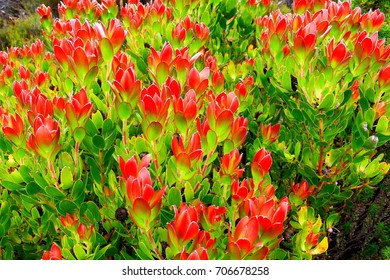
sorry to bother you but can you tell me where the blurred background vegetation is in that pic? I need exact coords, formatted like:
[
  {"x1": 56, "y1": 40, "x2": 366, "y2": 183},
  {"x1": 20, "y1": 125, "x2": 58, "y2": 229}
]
[
  {"x1": 0, "y1": 0, "x2": 389, "y2": 259},
  {"x1": 0, "y1": 0, "x2": 59, "y2": 49},
  {"x1": 0, "y1": 0, "x2": 388, "y2": 50}
]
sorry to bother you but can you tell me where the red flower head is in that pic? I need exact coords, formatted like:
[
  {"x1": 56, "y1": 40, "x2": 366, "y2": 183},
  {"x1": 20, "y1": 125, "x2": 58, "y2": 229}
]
[
  {"x1": 306, "y1": 232, "x2": 319, "y2": 248},
  {"x1": 119, "y1": 154, "x2": 152, "y2": 181},
  {"x1": 180, "y1": 247, "x2": 208, "y2": 260},
  {"x1": 212, "y1": 71, "x2": 224, "y2": 91},
  {"x1": 18, "y1": 65, "x2": 30, "y2": 80},
  {"x1": 260, "y1": 123, "x2": 280, "y2": 143},
  {"x1": 33, "y1": 71, "x2": 50, "y2": 88},
  {"x1": 110, "y1": 66, "x2": 141, "y2": 109},
  {"x1": 373, "y1": 101, "x2": 387, "y2": 120},
  {"x1": 95, "y1": 18, "x2": 127, "y2": 55},
  {"x1": 198, "y1": 203, "x2": 226, "y2": 232},
  {"x1": 220, "y1": 149, "x2": 245, "y2": 180},
  {"x1": 291, "y1": 180, "x2": 315, "y2": 200},
  {"x1": 140, "y1": 84, "x2": 170, "y2": 122},
  {"x1": 26, "y1": 92, "x2": 54, "y2": 126},
  {"x1": 193, "y1": 230, "x2": 216, "y2": 251},
  {"x1": 37, "y1": 4, "x2": 52, "y2": 21},
  {"x1": 37, "y1": 4, "x2": 52, "y2": 33},
  {"x1": 171, "y1": 132, "x2": 203, "y2": 172},
  {"x1": 244, "y1": 196, "x2": 290, "y2": 243},
  {"x1": 293, "y1": 22, "x2": 317, "y2": 65},
  {"x1": 229, "y1": 116, "x2": 248, "y2": 148},
  {"x1": 326, "y1": 39, "x2": 351, "y2": 69},
  {"x1": 2, "y1": 113, "x2": 24, "y2": 146},
  {"x1": 227, "y1": 216, "x2": 268, "y2": 260},
  {"x1": 167, "y1": 203, "x2": 199, "y2": 254},
  {"x1": 27, "y1": 115, "x2": 61, "y2": 160},
  {"x1": 140, "y1": 83, "x2": 171, "y2": 140},
  {"x1": 187, "y1": 67, "x2": 210, "y2": 96},
  {"x1": 360, "y1": 9, "x2": 385, "y2": 33},
  {"x1": 196, "y1": 118, "x2": 211, "y2": 143},
  {"x1": 351, "y1": 80, "x2": 360, "y2": 101},
  {"x1": 77, "y1": 223, "x2": 94, "y2": 241},
  {"x1": 121, "y1": 4, "x2": 144, "y2": 31},
  {"x1": 148, "y1": 42, "x2": 174, "y2": 85},
  {"x1": 65, "y1": 88, "x2": 93, "y2": 132},
  {"x1": 126, "y1": 168, "x2": 166, "y2": 230},
  {"x1": 231, "y1": 179, "x2": 256, "y2": 202},
  {"x1": 378, "y1": 64, "x2": 390, "y2": 93},
  {"x1": 112, "y1": 51, "x2": 134, "y2": 73},
  {"x1": 172, "y1": 89, "x2": 197, "y2": 133},
  {"x1": 251, "y1": 148, "x2": 272, "y2": 183},
  {"x1": 206, "y1": 92, "x2": 239, "y2": 141},
  {"x1": 53, "y1": 39, "x2": 99, "y2": 81},
  {"x1": 172, "y1": 22, "x2": 187, "y2": 44},
  {"x1": 234, "y1": 81, "x2": 247, "y2": 99},
  {"x1": 60, "y1": 213, "x2": 79, "y2": 229},
  {"x1": 163, "y1": 77, "x2": 181, "y2": 100},
  {"x1": 42, "y1": 243, "x2": 62, "y2": 260},
  {"x1": 194, "y1": 23, "x2": 210, "y2": 42}
]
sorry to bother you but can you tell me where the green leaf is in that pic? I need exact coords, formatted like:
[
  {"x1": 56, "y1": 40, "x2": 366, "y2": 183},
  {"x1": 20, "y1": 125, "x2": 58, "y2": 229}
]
[
  {"x1": 364, "y1": 108, "x2": 375, "y2": 129},
  {"x1": 26, "y1": 182, "x2": 41, "y2": 196},
  {"x1": 206, "y1": 130, "x2": 217, "y2": 151},
  {"x1": 100, "y1": 38, "x2": 114, "y2": 62},
  {"x1": 61, "y1": 248, "x2": 76, "y2": 260},
  {"x1": 93, "y1": 245, "x2": 111, "y2": 260},
  {"x1": 31, "y1": 207, "x2": 41, "y2": 219},
  {"x1": 223, "y1": 139, "x2": 234, "y2": 154},
  {"x1": 92, "y1": 135, "x2": 105, "y2": 149},
  {"x1": 319, "y1": 93, "x2": 335, "y2": 110},
  {"x1": 60, "y1": 166, "x2": 74, "y2": 190},
  {"x1": 168, "y1": 187, "x2": 181, "y2": 207},
  {"x1": 73, "y1": 243, "x2": 87, "y2": 260},
  {"x1": 139, "y1": 241, "x2": 154, "y2": 260},
  {"x1": 117, "y1": 102, "x2": 132, "y2": 120},
  {"x1": 160, "y1": 207, "x2": 174, "y2": 225},
  {"x1": 102, "y1": 119, "x2": 114, "y2": 136},
  {"x1": 0, "y1": 200, "x2": 9, "y2": 217},
  {"x1": 86, "y1": 201, "x2": 101, "y2": 223},
  {"x1": 59, "y1": 200, "x2": 78, "y2": 215},
  {"x1": 74, "y1": 127, "x2": 86, "y2": 143},
  {"x1": 294, "y1": 142, "x2": 302, "y2": 159},
  {"x1": 19, "y1": 165, "x2": 33, "y2": 182},
  {"x1": 156, "y1": 62, "x2": 169, "y2": 86},
  {"x1": 184, "y1": 182, "x2": 194, "y2": 202},
  {"x1": 64, "y1": 78, "x2": 73, "y2": 93},
  {"x1": 291, "y1": 109, "x2": 304, "y2": 122},
  {"x1": 376, "y1": 116, "x2": 388, "y2": 134},
  {"x1": 1, "y1": 181, "x2": 23, "y2": 190},
  {"x1": 145, "y1": 122, "x2": 162, "y2": 141},
  {"x1": 92, "y1": 111, "x2": 104, "y2": 129},
  {"x1": 85, "y1": 120, "x2": 99, "y2": 136},
  {"x1": 45, "y1": 186, "x2": 66, "y2": 199}
]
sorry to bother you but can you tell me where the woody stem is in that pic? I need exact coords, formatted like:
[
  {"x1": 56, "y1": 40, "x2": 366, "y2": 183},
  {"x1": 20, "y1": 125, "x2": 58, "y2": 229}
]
[
  {"x1": 47, "y1": 159, "x2": 58, "y2": 187},
  {"x1": 317, "y1": 117, "x2": 325, "y2": 176},
  {"x1": 74, "y1": 141, "x2": 80, "y2": 178},
  {"x1": 122, "y1": 119, "x2": 127, "y2": 146},
  {"x1": 146, "y1": 230, "x2": 163, "y2": 260}
]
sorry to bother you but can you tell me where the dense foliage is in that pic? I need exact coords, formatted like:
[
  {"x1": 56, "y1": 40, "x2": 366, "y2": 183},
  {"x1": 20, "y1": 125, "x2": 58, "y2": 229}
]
[{"x1": 0, "y1": 0, "x2": 389, "y2": 260}]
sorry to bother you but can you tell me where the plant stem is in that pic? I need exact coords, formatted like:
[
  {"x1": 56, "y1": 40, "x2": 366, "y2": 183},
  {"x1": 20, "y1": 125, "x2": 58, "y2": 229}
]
[
  {"x1": 73, "y1": 141, "x2": 80, "y2": 178},
  {"x1": 47, "y1": 159, "x2": 58, "y2": 187},
  {"x1": 147, "y1": 230, "x2": 163, "y2": 260},
  {"x1": 122, "y1": 119, "x2": 127, "y2": 146},
  {"x1": 318, "y1": 117, "x2": 325, "y2": 176}
]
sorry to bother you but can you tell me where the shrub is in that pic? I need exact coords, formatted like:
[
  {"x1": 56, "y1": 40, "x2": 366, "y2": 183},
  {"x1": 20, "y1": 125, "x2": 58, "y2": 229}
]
[{"x1": 0, "y1": 0, "x2": 389, "y2": 260}]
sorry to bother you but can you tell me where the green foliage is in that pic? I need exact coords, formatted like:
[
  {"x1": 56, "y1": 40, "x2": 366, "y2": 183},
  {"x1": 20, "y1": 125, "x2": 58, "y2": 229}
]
[
  {"x1": 0, "y1": 14, "x2": 42, "y2": 50},
  {"x1": 0, "y1": 0, "x2": 389, "y2": 261}
]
